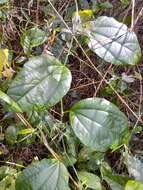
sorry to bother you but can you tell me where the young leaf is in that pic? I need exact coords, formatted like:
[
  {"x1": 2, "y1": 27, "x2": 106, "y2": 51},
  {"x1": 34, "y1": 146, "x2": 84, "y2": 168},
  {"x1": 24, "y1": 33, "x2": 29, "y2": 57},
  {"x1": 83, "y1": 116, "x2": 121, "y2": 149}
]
[
  {"x1": 16, "y1": 159, "x2": 70, "y2": 190},
  {"x1": 8, "y1": 54, "x2": 72, "y2": 112},
  {"x1": 85, "y1": 16, "x2": 141, "y2": 65},
  {"x1": 0, "y1": 90, "x2": 22, "y2": 112},
  {"x1": 21, "y1": 27, "x2": 47, "y2": 54},
  {"x1": 74, "y1": 10, "x2": 94, "y2": 22},
  {"x1": 17, "y1": 128, "x2": 35, "y2": 135},
  {"x1": 69, "y1": 98, "x2": 128, "y2": 152},
  {"x1": 78, "y1": 171, "x2": 102, "y2": 189},
  {"x1": 125, "y1": 180, "x2": 143, "y2": 190}
]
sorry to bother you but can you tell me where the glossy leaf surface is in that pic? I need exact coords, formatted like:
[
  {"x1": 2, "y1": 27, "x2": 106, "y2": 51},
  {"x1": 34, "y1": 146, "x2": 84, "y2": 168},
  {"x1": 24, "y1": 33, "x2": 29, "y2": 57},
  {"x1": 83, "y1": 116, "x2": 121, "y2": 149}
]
[
  {"x1": 86, "y1": 16, "x2": 141, "y2": 65},
  {"x1": 70, "y1": 98, "x2": 128, "y2": 151},
  {"x1": 16, "y1": 159, "x2": 70, "y2": 190},
  {"x1": 8, "y1": 55, "x2": 72, "y2": 111}
]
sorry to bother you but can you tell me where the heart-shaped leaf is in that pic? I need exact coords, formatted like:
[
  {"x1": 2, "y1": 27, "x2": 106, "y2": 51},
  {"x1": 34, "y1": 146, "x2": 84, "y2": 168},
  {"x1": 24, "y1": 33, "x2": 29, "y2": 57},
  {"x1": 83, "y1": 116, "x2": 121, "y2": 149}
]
[
  {"x1": 69, "y1": 98, "x2": 128, "y2": 151},
  {"x1": 86, "y1": 16, "x2": 141, "y2": 65},
  {"x1": 8, "y1": 55, "x2": 72, "y2": 111},
  {"x1": 16, "y1": 159, "x2": 70, "y2": 190}
]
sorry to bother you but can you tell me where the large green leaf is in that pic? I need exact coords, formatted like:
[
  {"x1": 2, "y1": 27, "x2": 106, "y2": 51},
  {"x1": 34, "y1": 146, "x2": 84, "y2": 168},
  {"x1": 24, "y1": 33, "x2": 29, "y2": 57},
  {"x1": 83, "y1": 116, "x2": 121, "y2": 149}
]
[
  {"x1": 69, "y1": 98, "x2": 128, "y2": 151},
  {"x1": 8, "y1": 55, "x2": 72, "y2": 112},
  {"x1": 16, "y1": 159, "x2": 70, "y2": 190},
  {"x1": 125, "y1": 180, "x2": 143, "y2": 190},
  {"x1": 85, "y1": 16, "x2": 141, "y2": 65},
  {"x1": 21, "y1": 27, "x2": 47, "y2": 54}
]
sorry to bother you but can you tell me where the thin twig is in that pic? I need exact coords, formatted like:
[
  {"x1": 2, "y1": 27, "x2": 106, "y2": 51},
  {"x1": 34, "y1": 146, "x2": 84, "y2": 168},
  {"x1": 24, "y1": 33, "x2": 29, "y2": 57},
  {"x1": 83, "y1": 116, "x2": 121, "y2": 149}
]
[
  {"x1": 134, "y1": 7, "x2": 143, "y2": 26},
  {"x1": 131, "y1": 0, "x2": 135, "y2": 31},
  {"x1": 70, "y1": 81, "x2": 99, "y2": 91},
  {"x1": 131, "y1": 66, "x2": 143, "y2": 135},
  {"x1": 0, "y1": 161, "x2": 25, "y2": 168},
  {"x1": 94, "y1": 64, "x2": 112, "y2": 97},
  {"x1": 36, "y1": 0, "x2": 40, "y2": 24}
]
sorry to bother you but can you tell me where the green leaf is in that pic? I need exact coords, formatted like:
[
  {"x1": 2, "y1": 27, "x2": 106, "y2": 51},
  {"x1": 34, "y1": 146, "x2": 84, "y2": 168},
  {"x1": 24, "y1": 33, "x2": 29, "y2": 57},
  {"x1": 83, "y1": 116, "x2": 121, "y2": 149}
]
[
  {"x1": 96, "y1": 2, "x2": 113, "y2": 9},
  {"x1": 0, "y1": 166, "x2": 17, "y2": 181},
  {"x1": 5, "y1": 126, "x2": 17, "y2": 145},
  {"x1": 17, "y1": 128, "x2": 35, "y2": 135},
  {"x1": 69, "y1": 98, "x2": 128, "y2": 151},
  {"x1": 21, "y1": 27, "x2": 47, "y2": 54},
  {"x1": 0, "y1": 90, "x2": 22, "y2": 112},
  {"x1": 101, "y1": 162, "x2": 129, "y2": 190},
  {"x1": 78, "y1": 171, "x2": 102, "y2": 189},
  {"x1": 0, "y1": 166, "x2": 17, "y2": 190},
  {"x1": 103, "y1": 175, "x2": 128, "y2": 190},
  {"x1": 16, "y1": 159, "x2": 70, "y2": 190},
  {"x1": 0, "y1": 176, "x2": 16, "y2": 190},
  {"x1": 8, "y1": 54, "x2": 72, "y2": 112},
  {"x1": 120, "y1": 0, "x2": 130, "y2": 6},
  {"x1": 86, "y1": 16, "x2": 141, "y2": 65},
  {"x1": 73, "y1": 10, "x2": 94, "y2": 23},
  {"x1": 125, "y1": 180, "x2": 143, "y2": 190}
]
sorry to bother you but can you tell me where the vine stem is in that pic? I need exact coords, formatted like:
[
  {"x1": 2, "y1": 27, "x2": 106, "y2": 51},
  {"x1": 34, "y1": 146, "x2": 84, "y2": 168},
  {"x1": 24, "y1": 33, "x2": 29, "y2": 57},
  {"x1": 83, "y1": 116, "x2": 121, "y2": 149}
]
[{"x1": 38, "y1": 125, "x2": 60, "y2": 160}]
